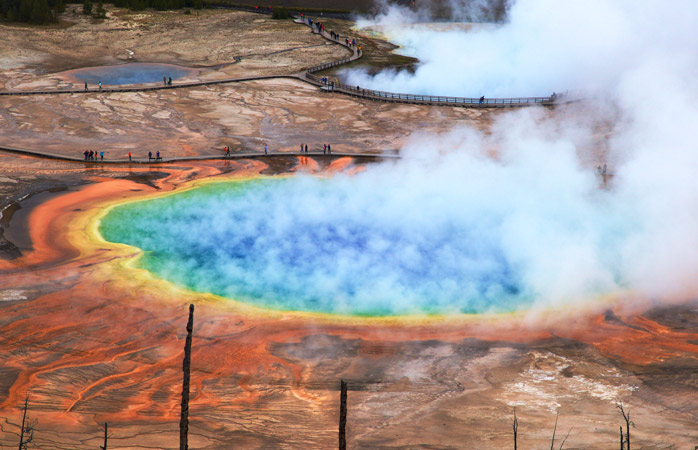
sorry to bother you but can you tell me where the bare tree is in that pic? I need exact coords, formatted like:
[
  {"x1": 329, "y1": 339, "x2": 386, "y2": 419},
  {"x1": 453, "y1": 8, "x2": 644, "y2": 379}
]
[
  {"x1": 18, "y1": 396, "x2": 36, "y2": 450},
  {"x1": 512, "y1": 408, "x2": 518, "y2": 450},
  {"x1": 339, "y1": 379, "x2": 347, "y2": 450},
  {"x1": 617, "y1": 402, "x2": 634, "y2": 450},
  {"x1": 180, "y1": 304, "x2": 195, "y2": 450}
]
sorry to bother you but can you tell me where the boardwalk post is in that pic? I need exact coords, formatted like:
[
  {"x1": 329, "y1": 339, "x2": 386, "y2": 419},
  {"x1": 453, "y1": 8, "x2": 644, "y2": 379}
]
[
  {"x1": 339, "y1": 379, "x2": 347, "y2": 450},
  {"x1": 180, "y1": 304, "x2": 195, "y2": 450}
]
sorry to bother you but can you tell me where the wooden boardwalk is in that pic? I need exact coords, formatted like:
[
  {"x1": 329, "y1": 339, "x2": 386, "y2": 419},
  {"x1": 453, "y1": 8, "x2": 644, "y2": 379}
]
[{"x1": 0, "y1": 144, "x2": 397, "y2": 164}]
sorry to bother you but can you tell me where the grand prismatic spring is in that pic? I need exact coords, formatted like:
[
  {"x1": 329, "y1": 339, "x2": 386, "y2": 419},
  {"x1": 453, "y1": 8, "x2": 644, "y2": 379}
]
[{"x1": 1, "y1": 1, "x2": 698, "y2": 449}]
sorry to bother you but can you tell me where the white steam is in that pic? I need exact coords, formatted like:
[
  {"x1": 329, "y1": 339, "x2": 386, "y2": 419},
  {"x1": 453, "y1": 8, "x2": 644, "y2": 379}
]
[
  {"x1": 102, "y1": 0, "x2": 698, "y2": 314},
  {"x1": 346, "y1": 0, "x2": 698, "y2": 98}
]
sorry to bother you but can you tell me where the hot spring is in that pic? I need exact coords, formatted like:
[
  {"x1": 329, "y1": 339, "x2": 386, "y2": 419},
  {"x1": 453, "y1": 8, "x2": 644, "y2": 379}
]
[
  {"x1": 98, "y1": 177, "x2": 541, "y2": 317},
  {"x1": 69, "y1": 62, "x2": 193, "y2": 86}
]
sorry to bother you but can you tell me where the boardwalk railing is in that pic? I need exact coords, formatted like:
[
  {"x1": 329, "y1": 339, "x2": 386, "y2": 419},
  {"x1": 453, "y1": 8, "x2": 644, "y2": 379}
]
[
  {"x1": 298, "y1": 19, "x2": 561, "y2": 108},
  {"x1": 305, "y1": 72, "x2": 557, "y2": 107}
]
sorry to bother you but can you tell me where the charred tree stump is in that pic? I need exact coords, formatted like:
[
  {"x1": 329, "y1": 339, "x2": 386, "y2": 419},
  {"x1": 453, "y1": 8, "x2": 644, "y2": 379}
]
[
  {"x1": 339, "y1": 379, "x2": 347, "y2": 450},
  {"x1": 180, "y1": 304, "x2": 195, "y2": 450}
]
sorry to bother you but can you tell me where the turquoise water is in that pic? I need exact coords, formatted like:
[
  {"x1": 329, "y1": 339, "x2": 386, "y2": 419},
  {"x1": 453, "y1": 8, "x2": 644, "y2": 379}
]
[
  {"x1": 99, "y1": 178, "x2": 532, "y2": 316},
  {"x1": 72, "y1": 63, "x2": 191, "y2": 85}
]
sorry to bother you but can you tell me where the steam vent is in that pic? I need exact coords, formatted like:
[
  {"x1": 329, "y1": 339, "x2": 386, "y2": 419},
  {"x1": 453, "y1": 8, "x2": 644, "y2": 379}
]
[{"x1": 1, "y1": 1, "x2": 697, "y2": 449}]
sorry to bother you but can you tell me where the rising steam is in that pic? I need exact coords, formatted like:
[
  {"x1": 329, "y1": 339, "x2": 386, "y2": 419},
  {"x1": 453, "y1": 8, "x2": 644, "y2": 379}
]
[{"x1": 99, "y1": 0, "x2": 698, "y2": 315}]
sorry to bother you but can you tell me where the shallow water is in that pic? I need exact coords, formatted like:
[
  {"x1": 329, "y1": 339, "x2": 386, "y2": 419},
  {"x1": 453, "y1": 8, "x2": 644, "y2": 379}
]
[
  {"x1": 99, "y1": 178, "x2": 530, "y2": 316},
  {"x1": 70, "y1": 62, "x2": 192, "y2": 85}
]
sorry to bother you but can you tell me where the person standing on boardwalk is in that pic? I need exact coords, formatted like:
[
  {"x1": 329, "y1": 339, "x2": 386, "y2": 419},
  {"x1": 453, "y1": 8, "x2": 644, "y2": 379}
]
[
  {"x1": 328, "y1": 144, "x2": 331, "y2": 154},
  {"x1": 323, "y1": 144, "x2": 327, "y2": 154},
  {"x1": 149, "y1": 151, "x2": 152, "y2": 161},
  {"x1": 84, "y1": 82, "x2": 88, "y2": 91},
  {"x1": 305, "y1": 144, "x2": 308, "y2": 153},
  {"x1": 100, "y1": 151, "x2": 104, "y2": 161},
  {"x1": 99, "y1": 81, "x2": 102, "y2": 90},
  {"x1": 156, "y1": 151, "x2": 161, "y2": 161},
  {"x1": 264, "y1": 144, "x2": 268, "y2": 155},
  {"x1": 84, "y1": 150, "x2": 89, "y2": 161},
  {"x1": 479, "y1": 96, "x2": 485, "y2": 105},
  {"x1": 128, "y1": 151, "x2": 132, "y2": 162}
]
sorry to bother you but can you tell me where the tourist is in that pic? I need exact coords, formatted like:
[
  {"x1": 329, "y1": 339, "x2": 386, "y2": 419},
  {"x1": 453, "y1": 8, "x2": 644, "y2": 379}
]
[
  {"x1": 163, "y1": 76, "x2": 167, "y2": 86},
  {"x1": 305, "y1": 144, "x2": 308, "y2": 153},
  {"x1": 264, "y1": 144, "x2": 268, "y2": 155},
  {"x1": 100, "y1": 151, "x2": 104, "y2": 161},
  {"x1": 328, "y1": 144, "x2": 331, "y2": 154},
  {"x1": 479, "y1": 96, "x2": 485, "y2": 105},
  {"x1": 128, "y1": 151, "x2": 132, "y2": 161},
  {"x1": 168, "y1": 77, "x2": 172, "y2": 85},
  {"x1": 156, "y1": 151, "x2": 161, "y2": 161},
  {"x1": 84, "y1": 82, "x2": 88, "y2": 91},
  {"x1": 300, "y1": 144, "x2": 304, "y2": 153},
  {"x1": 323, "y1": 144, "x2": 326, "y2": 154},
  {"x1": 84, "y1": 150, "x2": 89, "y2": 161},
  {"x1": 99, "y1": 82, "x2": 102, "y2": 90}
]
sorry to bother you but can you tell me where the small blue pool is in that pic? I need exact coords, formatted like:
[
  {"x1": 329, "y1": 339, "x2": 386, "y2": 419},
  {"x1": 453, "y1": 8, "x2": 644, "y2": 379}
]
[{"x1": 70, "y1": 63, "x2": 193, "y2": 86}]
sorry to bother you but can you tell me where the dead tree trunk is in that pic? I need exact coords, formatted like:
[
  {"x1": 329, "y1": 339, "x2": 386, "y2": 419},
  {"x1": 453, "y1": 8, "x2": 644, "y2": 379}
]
[
  {"x1": 513, "y1": 408, "x2": 518, "y2": 450},
  {"x1": 18, "y1": 397, "x2": 27, "y2": 450},
  {"x1": 17, "y1": 396, "x2": 34, "y2": 450},
  {"x1": 100, "y1": 422, "x2": 108, "y2": 450},
  {"x1": 619, "y1": 425, "x2": 623, "y2": 450},
  {"x1": 617, "y1": 403, "x2": 633, "y2": 450},
  {"x1": 339, "y1": 379, "x2": 347, "y2": 450},
  {"x1": 180, "y1": 304, "x2": 195, "y2": 450}
]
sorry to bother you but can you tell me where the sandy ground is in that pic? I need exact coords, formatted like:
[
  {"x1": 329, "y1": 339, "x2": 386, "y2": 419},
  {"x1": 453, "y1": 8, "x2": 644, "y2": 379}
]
[{"x1": 0, "y1": 7, "x2": 695, "y2": 450}]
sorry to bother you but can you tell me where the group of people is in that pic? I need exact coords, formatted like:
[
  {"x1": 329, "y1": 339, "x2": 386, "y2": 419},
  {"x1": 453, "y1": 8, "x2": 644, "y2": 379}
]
[
  {"x1": 83, "y1": 149, "x2": 104, "y2": 161},
  {"x1": 308, "y1": 18, "x2": 358, "y2": 53},
  {"x1": 83, "y1": 82, "x2": 102, "y2": 91},
  {"x1": 148, "y1": 151, "x2": 163, "y2": 161},
  {"x1": 297, "y1": 143, "x2": 332, "y2": 154},
  {"x1": 163, "y1": 76, "x2": 173, "y2": 86}
]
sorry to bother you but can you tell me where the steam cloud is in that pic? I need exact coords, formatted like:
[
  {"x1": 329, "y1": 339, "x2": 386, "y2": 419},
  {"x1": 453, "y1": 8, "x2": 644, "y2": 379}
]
[
  {"x1": 100, "y1": 0, "x2": 698, "y2": 316},
  {"x1": 346, "y1": 0, "x2": 698, "y2": 98}
]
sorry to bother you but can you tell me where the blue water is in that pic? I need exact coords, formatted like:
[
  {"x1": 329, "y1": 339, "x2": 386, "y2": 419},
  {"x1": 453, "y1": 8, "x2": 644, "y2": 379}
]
[
  {"x1": 72, "y1": 63, "x2": 191, "y2": 85},
  {"x1": 99, "y1": 178, "x2": 532, "y2": 316}
]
